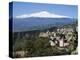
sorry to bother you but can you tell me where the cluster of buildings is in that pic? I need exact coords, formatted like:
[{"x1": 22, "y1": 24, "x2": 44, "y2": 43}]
[
  {"x1": 13, "y1": 27, "x2": 77, "y2": 57},
  {"x1": 39, "y1": 27, "x2": 75, "y2": 48}
]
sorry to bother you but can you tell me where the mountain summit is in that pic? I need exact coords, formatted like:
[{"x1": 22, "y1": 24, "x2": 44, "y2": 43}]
[{"x1": 16, "y1": 11, "x2": 70, "y2": 18}]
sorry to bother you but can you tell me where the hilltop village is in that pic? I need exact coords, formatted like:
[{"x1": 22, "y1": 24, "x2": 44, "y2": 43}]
[{"x1": 12, "y1": 26, "x2": 78, "y2": 58}]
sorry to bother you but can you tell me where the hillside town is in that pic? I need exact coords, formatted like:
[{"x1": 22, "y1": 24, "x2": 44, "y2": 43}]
[
  {"x1": 39, "y1": 27, "x2": 77, "y2": 48},
  {"x1": 12, "y1": 26, "x2": 78, "y2": 58}
]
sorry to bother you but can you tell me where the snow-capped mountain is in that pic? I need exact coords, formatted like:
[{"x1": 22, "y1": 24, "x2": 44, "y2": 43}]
[{"x1": 16, "y1": 11, "x2": 70, "y2": 18}]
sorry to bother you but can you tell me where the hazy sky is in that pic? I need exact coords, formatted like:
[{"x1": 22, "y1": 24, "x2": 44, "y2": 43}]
[{"x1": 10, "y1": 2, "x2": 78, "y2": 18}]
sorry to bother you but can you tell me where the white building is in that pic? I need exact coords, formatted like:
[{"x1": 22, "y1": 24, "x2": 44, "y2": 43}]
[
  {"x1": 39, "y1": 32, "x2": 49, "y2": 37},
  {"x1": 49, "y1": 40, "x2": 56, "y2": 46}
]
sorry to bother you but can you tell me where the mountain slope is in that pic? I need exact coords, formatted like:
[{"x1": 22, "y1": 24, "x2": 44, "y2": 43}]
[
  {"x1": 15, "y1": 11, "x2": 71, "y2": 18},
  {"x1": 12, "y1": 18, "x2": 76, "y2": 32}
]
